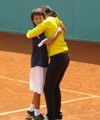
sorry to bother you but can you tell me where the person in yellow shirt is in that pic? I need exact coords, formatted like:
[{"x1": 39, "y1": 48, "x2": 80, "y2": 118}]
[
  {"x1": 26, "y1": 8, "x2": 64, "y2": 120},
  {"x1": 26, "y1": 6, "x2": 70, "y2": 120}
]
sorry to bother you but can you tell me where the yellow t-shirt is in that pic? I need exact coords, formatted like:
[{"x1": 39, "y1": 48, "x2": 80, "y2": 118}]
[{"x1": 26, "y1": 17, "x2": 69, "y2": 57}]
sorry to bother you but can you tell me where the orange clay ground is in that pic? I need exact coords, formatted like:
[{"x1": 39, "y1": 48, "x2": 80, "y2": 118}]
[{"x1": 0, "y1": 32, "x2": 100, "y2": 120}]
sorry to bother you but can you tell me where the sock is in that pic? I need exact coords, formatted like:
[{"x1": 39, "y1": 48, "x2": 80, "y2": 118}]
[
  {"x1": 28, "y1": 104, "x2": 34, "y2": 112},
  {"x1": 34, "y1": 108, "x2": 40, "y2": 116}
]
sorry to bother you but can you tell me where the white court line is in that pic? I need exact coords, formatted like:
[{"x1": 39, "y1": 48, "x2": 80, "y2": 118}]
[
  {"x1": 0, "y1": 76, "x2": 29, "y2": 84},
  {"x1": 0, "y1": 105, "x2": 46, "y2": 116},
  {"x1": 0, "y1": 76, "x2": 100, "y2": 97},
  {"x1": 61, "y1": 89, "x2": 100, "y2": 98},
  {"x1": 0, "y1": 96, "x2": 97, "y2": 116}
]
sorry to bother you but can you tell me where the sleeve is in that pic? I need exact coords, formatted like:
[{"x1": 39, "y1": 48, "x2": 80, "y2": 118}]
[{"x1": 26, "y1": 20, "x2": 48, "y2": 39}]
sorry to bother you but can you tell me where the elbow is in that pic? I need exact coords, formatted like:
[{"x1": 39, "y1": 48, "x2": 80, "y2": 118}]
[
  {"x1": 44, "y1": 41, "x2": 52, "y2": 46},
  {"x1": 45, "y1": 43, "x2": 51, "y2": 46},
  {"x1": 47, "y1": 42, "x2": 52, "y2": 46},
  {"x1": 26, "y1": 33, "x2": 32, "y2": 39},
  {"x1": 26, "y1": 30, "x2": 34, "y2": 39}
]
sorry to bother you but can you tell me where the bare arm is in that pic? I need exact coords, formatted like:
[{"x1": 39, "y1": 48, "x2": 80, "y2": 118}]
[
  {"x1": 38, "y1": 27, "x2": 64, "y2": 47},
  {"x1": 59, "y1": 24, "x2": 67, "y2": 36}
]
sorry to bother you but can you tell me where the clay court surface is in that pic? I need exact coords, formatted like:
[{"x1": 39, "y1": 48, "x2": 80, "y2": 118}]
[{"x1": 0, "y1": 32, "x2": 100, "y2": 120}]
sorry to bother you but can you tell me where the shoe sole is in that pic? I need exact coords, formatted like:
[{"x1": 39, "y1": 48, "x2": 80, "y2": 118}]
[
  {"x1": 25, "y1": 117, "x2": 32, "y2": 120},
  {"x1": 25, "y1": 112, "x2": 33, "y2": 120}
]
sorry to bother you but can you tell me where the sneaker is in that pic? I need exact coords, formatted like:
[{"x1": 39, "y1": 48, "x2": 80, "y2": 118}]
[
  {"x1": 43, "y1": 116, "x2": 56, "y2": 120},
  {"x1": 33, "y1": 114, "x2": 44, "y2": 120},
  {"x1": 25, "y1": 110, "x2": 34, "y2": 118},
  {"x1": 43, "y1": 116, "x2": 49, "y2": 120},
  {"x1": 56, "y1": 112, "x2": 63, "y2": 120}
]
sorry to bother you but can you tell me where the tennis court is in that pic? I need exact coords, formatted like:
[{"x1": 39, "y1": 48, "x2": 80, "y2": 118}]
[{"x1": 0, "y1": 32, "x2": 100, "y2": 120}]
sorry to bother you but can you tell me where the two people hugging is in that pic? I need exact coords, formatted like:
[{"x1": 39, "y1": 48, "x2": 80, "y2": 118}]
[{"x1": 26, "y1": 5, "x2": 70, "y2": 120}]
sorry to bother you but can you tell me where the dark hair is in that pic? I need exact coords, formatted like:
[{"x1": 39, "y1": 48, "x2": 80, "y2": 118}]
[
  {"x1": 47, "y1": 11, "x2": 58, "y2": 17},
  {"x1": 41, "y1": 5, "x2": 53, "y2": 13},
  {"x1": 41, "y1": 5, "x2": 58, "y2": 17},
  {"x1": 31, "y1": 8, "x2": 46, "y2": 25}
]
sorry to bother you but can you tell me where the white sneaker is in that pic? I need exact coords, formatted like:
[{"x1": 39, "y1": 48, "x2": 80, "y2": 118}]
[{"x1": 43, "y1": 116, "x2": 49, "y2": 120}]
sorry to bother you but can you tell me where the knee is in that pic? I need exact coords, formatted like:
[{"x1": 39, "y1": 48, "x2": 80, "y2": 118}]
[{"x1": 44, "y1": 84, "x2": 53, "y2": 95}]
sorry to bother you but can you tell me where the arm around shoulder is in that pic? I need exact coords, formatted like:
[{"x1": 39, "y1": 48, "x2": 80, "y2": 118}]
[{"x1": 44, "y1": 27, "x2": 62, "y2": 46}]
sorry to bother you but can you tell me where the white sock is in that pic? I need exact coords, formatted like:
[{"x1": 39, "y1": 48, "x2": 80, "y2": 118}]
[
  {"x1": 34, "y1": 108, "x2": 40, "y2": 116},
  {"x1": 28, "y1": 104, "x2": 34, "y2": 112}
]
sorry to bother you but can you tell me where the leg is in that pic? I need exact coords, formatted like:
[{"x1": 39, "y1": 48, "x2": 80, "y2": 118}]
[
  {"x1": 44, "y1": 59, "x2": 62, "y2": 119},
  {"x1": 54, "y1": 66, "x2": 67, "y2": 119},
  {"x1": 55, "y1": 53, "x2": 70, "y2": 119},
  {"x1": 44, "y1": 53, "x2": 70, "y2": 120},
  {"x1": 26, "y1": 66, "x2": 46, "y2": 120},
  {"x1": 33, "y1": 92, "x2": 40, "y2": 109}
]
